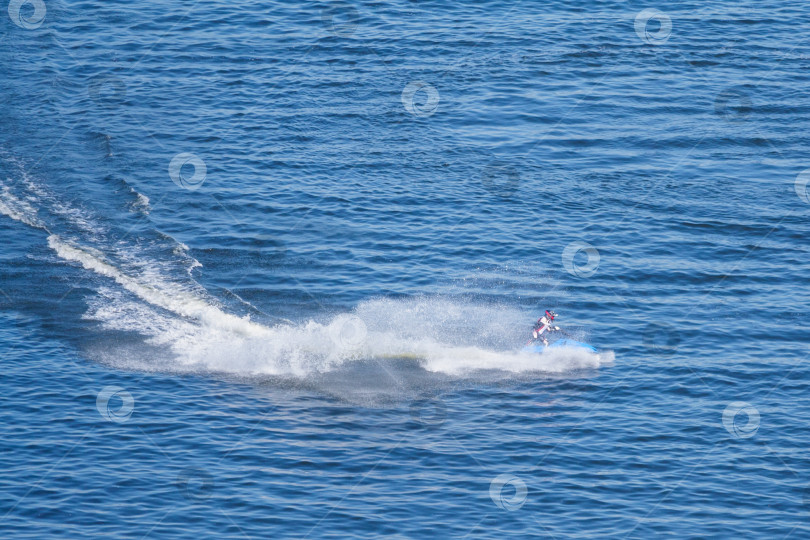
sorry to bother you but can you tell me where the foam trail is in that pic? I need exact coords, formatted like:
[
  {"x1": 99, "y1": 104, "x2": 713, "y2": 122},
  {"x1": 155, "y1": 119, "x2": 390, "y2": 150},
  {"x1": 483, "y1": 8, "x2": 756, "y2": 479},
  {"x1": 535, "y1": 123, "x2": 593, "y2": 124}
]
[
  {"x1": 51, "y1": 235, "x2": 611, "y2": 377},
  {"x1": 1, "y1": 161, "x2": 611, "y2": 379},
  {"x1": 129, "y1": 190, "x2": 150, "y2": 215},
  {"x1": 47, "y1": 235, "x2": 268, "y2": 337},
  {"x1": 0, "y1": 187, "x2": 47, "y2": 229}
]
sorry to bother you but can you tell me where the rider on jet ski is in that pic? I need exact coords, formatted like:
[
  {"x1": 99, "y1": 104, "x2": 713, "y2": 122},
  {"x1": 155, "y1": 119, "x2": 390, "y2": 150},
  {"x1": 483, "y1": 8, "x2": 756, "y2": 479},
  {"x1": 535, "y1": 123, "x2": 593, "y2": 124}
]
[{"x1": 531, "y1": 310, "x2": 559, "y2": 346}]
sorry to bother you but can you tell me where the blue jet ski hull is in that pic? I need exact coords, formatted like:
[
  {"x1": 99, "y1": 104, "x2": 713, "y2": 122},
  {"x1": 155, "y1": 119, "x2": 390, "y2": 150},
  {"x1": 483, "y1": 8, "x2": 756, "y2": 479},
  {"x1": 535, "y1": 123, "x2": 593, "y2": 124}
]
[{"x1": 523, "y1": 338, "x2": 597, "y2": 354}]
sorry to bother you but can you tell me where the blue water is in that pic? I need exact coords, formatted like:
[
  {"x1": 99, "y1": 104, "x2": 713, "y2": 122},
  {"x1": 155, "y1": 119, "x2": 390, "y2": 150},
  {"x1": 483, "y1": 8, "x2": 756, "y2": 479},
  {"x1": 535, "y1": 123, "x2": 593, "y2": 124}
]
[{"x1": 2, "y1": 0, "x2": 809, "y2": 537}]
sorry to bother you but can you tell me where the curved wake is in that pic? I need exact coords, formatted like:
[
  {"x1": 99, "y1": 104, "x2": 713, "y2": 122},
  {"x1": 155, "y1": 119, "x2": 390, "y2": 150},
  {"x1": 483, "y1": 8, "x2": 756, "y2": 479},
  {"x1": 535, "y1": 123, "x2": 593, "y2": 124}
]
[{"x1": 0, "y1": 161, "x2": 613, "y2": 379}]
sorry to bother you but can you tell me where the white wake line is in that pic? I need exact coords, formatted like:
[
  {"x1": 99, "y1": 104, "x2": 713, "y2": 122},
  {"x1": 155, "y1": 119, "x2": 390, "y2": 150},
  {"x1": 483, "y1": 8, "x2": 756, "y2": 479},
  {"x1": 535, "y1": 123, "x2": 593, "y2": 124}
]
[
  {"x1": 0, "y1": 187, "x2": 48, "y2": 230},
  {"x1": 46, "y1": 235, "x2": 610, "y2": 376},
  {"x1": 48, "y1": 234, "x2": 600, "y2": 372},
  {"x1": 0, "y1": 170, "x2": 610, "y2": 377},
  {"x1": 47, "y1": 235, "x2": 272, "y2": 338}
]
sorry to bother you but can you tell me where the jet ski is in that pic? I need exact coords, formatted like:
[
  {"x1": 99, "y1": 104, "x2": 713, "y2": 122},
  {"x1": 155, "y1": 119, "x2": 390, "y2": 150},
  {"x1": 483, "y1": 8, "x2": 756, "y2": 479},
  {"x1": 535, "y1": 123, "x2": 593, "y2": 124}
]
[
  {"x1": 522, "y1": 338, "x2": 597, "y2": 354},
  {"x1": 525, "y1": 310, "x2": 596, "y2": 354}
]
